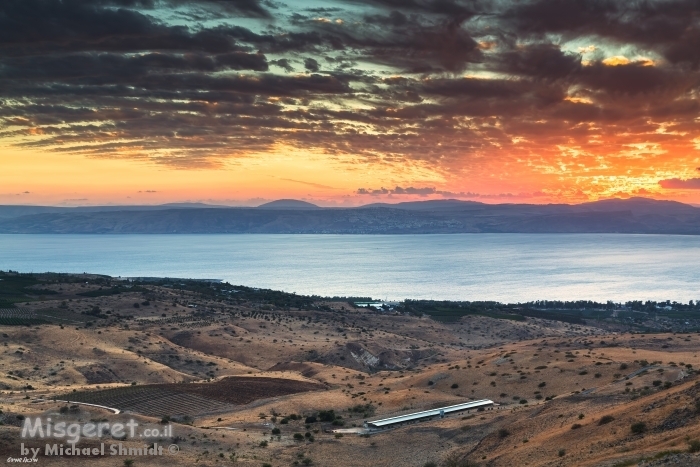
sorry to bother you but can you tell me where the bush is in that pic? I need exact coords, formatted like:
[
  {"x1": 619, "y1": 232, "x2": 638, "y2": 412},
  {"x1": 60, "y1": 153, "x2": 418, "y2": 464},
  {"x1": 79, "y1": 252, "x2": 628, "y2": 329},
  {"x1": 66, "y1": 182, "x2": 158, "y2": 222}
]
[
  {"x1": 423, "y1": 462, "x2": 437, "y2": 467},
  {"x1": 558, "y1": 449, "x2": 565, "y2": 457},
  {"x1": 620, "y1": 363, "x2": 628, "y2": 370},
  {"x1": 630, "y1": 422, "x2": 646, "y2": 434},
  {"x1": 598, "y1": 415, "x2": 615, "y2": 425},
  {"x1": 538, "y1": 382, "x2": 546, "y2": 388},
  {"x1": 519, "y1": 399, "x2": 527, "y2": 404},
  {"x1": 498, "y1": 428, "x2": 510, "y2": 438},
  {"x1": 571, "y1": 424, "x2": 582, "y2": 430},
  {"x1": 293, "y1": 433, "x2": 304, "y2": 441},
  {"x1": 259, "y1": 440, "x2": 268, "y2": 447},
  {"x1": 652, "y1": 380, "x2": 662, "y2": 387},
  {"x1": 318, "y1": 410, "x2": 336, "y2": 422},
  {"x1": 688, "y1": 439, "x2": 700, "y2": 453},
  {"x1": 305, "y1": 416, "x2": 317, "y2": 424},
  {"x1": 451, "y1": 383, "x2": 459, "y2": 389}
]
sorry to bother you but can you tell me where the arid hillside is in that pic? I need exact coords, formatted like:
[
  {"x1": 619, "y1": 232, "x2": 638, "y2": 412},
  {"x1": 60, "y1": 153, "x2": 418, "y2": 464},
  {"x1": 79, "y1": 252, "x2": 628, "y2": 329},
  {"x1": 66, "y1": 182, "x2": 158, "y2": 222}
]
[{"x1": 1, "y1": 272, "x2": 700, "y2": 466}]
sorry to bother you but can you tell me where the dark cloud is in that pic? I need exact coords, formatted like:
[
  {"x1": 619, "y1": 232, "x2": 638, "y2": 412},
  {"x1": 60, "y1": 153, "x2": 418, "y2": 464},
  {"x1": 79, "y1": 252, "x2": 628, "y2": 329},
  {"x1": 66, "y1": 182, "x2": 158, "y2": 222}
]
[
  {"x1": 355, "y1": 0, "x2": 478, "y2": 19},
  {"x1": 168, "y1": 0, "x2": 272, "y2": 18},
  {"x1": 494, "y1": 43, "x2": 581, "y2": 80},
  {"x1": 304, "y1": 58, "x2": 320, "y2": 72},
  {"x1": 270, "y1": 58, "x2": 294, "y2": 72},
  {"x1": 505, "y1": 0, "x2": 700, "y2": 68},
  {"x1": 659, "y1": 178, "x2": 700, "y2": 189},
  {"x1": 1, "y1": 0, "x2": 700, "y2": 171}
]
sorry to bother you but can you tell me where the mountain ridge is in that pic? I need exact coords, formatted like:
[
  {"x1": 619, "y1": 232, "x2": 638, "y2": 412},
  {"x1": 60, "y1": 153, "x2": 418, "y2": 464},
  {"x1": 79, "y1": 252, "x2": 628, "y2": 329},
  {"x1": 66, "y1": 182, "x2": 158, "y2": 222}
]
[{"x1": 0, "y1": 197, "x2": 698, "y2": 234}]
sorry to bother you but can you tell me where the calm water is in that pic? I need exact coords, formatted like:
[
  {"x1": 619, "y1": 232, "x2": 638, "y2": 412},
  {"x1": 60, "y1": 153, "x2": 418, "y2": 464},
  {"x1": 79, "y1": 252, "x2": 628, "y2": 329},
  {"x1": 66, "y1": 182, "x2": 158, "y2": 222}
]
[{"x1": 1, "y1": 234, "x2": 699, "y2": 303}]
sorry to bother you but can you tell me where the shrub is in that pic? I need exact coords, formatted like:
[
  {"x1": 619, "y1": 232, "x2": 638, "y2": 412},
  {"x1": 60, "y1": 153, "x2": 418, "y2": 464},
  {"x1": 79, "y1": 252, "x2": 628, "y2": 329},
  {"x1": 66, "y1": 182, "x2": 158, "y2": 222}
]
[
  {"x1": 305, "y1": 416, "x2": 317, "y2": 424},
  {"x1": 652, "y1": 380, "x2": 662, "y2": 387},
  {"x1": 423, "y1": 462, "x2": 437, "y2": 467},
  {"x1": 538, "y1": 382, "x2": 546, "y2": 388},
  {"x1": 578, "y1": 413, "x2": 585, "y2": 420},
  {"x1": 619, "y1": 363, "x2": 628, "y2": 370},
  {"x1": 293, "y1": 433, "x2": 304, "y2": 441},
  {"x1": 688, "y1": 439, "x2": 700, "y2": 453},
  {"x1": 598, "y1": 415, "x2": 615, "y2": 425},
  {"x1": 335, "y1": 433, "x2": 343, "y2": 439},
  {"x1": 259, "y1": 440, "x2": 268, "y2": 447},
  {"x1": 571, "y1": 424, "x2": 582, "y2": 430},
  {"x1": 519, "y1": 399, "x2": 527, "y2": 404},
  {"x1": 498, "y1": 428, "x2": 510, "y2": 438},
  {"x1": 451, "y1": 383, "x2": 459, "y2": 389},
  {"x1": 271, "y1": 428, "x2": 281, "y2": 435},
  {"x1": 630, "y1": 422, "x2": 646, "y2": 434},
  {"x1": 579, "y1": 370, "x2": 588, "y2": 375},
  {"x1": 558, "y1": 449, "x2": 565, "y2": 457}
]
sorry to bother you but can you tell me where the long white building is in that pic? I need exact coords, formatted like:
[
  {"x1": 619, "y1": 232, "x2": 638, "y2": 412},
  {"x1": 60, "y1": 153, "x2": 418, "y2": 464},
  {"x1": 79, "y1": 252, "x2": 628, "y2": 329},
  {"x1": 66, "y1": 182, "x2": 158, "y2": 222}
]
[{"x1": 365, "y1": 399, "x2": 495, "y2": 429}]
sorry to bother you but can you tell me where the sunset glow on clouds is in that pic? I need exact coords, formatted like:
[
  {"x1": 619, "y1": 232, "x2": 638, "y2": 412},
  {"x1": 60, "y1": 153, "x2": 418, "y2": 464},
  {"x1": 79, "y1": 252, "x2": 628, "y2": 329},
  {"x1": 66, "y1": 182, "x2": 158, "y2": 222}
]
[{"x1": 2, "y1": 0, "x2": 700, "y2": 206}]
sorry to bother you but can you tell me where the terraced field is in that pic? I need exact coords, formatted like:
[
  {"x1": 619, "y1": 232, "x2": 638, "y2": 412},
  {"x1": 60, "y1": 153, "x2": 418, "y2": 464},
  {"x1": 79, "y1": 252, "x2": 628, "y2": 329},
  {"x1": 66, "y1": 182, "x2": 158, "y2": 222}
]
[
  {"x1": 60, "y1": 386, "x2": 234, "y2": 417},
  {"x1": 58, "y1": 377, "x2": 324, "y2": 418},
  {"x1": 0, "y1": 308, "x2": 48, "y2": 325}
]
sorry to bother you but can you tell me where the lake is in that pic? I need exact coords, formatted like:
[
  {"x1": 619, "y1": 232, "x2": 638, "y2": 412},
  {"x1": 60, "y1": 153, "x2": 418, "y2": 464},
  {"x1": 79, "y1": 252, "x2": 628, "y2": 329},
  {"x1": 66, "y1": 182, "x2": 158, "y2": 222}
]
[{"x1": 1, "y1": 234, "x2": 699, "y2": 303}]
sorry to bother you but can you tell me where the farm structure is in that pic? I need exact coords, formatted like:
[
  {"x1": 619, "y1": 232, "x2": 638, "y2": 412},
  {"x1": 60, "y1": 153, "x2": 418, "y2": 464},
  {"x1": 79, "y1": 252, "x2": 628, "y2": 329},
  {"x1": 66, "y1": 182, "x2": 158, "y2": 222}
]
[{"x1": 365, "y1": 399, "x2": 495, "y2": 429}]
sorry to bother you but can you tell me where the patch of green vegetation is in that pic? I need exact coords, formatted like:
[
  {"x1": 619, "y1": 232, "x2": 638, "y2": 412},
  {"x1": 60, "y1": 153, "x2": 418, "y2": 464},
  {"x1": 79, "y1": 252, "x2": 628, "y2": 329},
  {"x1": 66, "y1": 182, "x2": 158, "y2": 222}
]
[
  {"x1": 397, "y1": 300, "x2": 525, "y2": 323},
  {"x1": 0, "y1": 317, "x2": 49, "y2": 326},
  {"x1": 78, "y1": 286, "x2": 146, "y2": 297},
  {"x1": 0, "y1": 271, "x2": 49, "y2": 305}
]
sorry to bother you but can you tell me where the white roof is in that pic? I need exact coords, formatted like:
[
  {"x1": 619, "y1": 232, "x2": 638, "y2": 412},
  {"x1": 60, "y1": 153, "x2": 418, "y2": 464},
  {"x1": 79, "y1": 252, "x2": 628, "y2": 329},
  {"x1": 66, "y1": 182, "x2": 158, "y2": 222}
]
[{"x1": 367, "y1": 399, "x2": 494, "y2": 427}]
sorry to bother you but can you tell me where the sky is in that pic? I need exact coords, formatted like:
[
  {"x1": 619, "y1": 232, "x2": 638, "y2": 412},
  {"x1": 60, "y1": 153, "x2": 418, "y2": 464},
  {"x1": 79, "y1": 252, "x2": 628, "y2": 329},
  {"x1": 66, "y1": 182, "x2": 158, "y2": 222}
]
[{"x1": 2, "y1": 0, "x2": 700, "y2": 207}]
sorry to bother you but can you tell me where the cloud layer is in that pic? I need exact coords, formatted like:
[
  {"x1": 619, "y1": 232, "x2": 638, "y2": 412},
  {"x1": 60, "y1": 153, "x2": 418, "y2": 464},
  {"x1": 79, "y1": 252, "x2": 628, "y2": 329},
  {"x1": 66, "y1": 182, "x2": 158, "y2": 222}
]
[{"x1": 1, "y1": 0, "x2": 699, "y2": 198}]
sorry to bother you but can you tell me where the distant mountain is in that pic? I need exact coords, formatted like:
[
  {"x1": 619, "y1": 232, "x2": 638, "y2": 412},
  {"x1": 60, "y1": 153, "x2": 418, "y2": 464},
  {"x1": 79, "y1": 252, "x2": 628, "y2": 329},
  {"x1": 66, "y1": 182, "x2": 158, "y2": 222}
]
[
  {"x1": 361, "y1": 199, "x2": 483, "y2": 211},
  {"x1": 0, "y1": 198, "x2": 698, "y2": 234},
  {"x1": 257, "y1": 199, "x2": 320, "y2": 210},
  {"x1": 0, "y1": 203, "x2": 229, "y2": 219}
]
